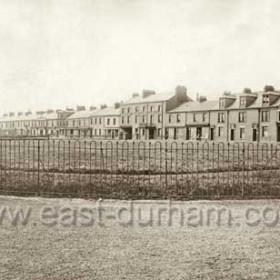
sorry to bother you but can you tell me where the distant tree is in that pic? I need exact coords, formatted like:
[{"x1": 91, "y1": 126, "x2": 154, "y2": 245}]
[
  {"x1": 243, "y1": 88, "x2": 252, "y2": 94},
  {"x1": 264, "y1": 85, "x2": 275, "y2": 92}
]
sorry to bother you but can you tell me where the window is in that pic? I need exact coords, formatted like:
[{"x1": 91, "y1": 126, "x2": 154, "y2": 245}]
[
  {"x1": 127, "y1": 107, "x2": 130, "y2": 113},
  {"x1": 113, "y1": 118, "x2": 116, "y2": 125},
  {"x1": 240, "y1": 127, "x2": 245, "y2": 139},
  {"x1": 99, "y1": 129, "x2": 101, "y2": 135},
  {"x1": 262, "y1": 126, "x2": 268, "y2": 137},
  {"x1": 176, "y1": 114, "x2": 180, "y2": 123},
  {"x1": 218, "y1": 126, "x2": 223, "y2": 137},
  {"x1": 142, "y1": 116, "x2": 145, "y2": 123},
  {"x1": 135, "y1": 107, "x2": 139, "y2": 112},
  {"x1": 95, "y1": 118, "x2": 97, "y2": 125},
  {"x1": 218, "y1": 113, "x2": 225, "y2": 123},
  {"x1": 99, "y1": 118, "x2": 102, "y2": 124},
  {"x1": 150, "y1": 115, "x2": 153, "y2": 123},
  {"x1": 193, "y1": 113, "x2": 197, "y2": 122},
  {"x1": 239, "y1": 112, "x2": 246, "y2": 122},
  {"x1": 202, "y1": 113, "x2": 207, "y2": 122},
  {"x1": 107, "y1": 118, "x2": 110, "y2": 125},
  {"x1": 158, "y1": 105, "x2": 161, "y2": 112},
  {"x1": 127, "y1": 116, "x2": 130, "y2": 124},
  {"x1": 169, "y1": 115, "x2": 172, "y2": 123},
  {"x1": 135, "y1": 116, "x2": 138, "y2": 123},
  {"x1": 158, "y1": 128, "x2": 161, "y2": 136},
  {"x1": 121, "y1": 117, "x2": 124, "y2": 124},
  {"x1": 143, "y1": 106, "x2": 145, "y2": 112},
  {"x1": 150, "y1": 106, "x2": 153, "y2": 112},
  {"x1": 263, "y1": 95, "x2": 269, "y2": 105},
  {"x1": 158, "y1": 115, "x2": 161, "y2": 123},
  {"x1": 261, "y1": 111, "x2": 269, "y2": 122},
  {"x1": 122, "y1": 108, "x2": 125, "y2": 114},
  {"x1": 219, "y1": 98, "x2": 225, "y2": 108},
  {"x1": 240, "y1": 97, "x2": 246, "y2": 107}
]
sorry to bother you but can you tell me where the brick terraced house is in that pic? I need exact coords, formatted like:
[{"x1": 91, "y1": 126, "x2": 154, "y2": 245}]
[{"x1": 1, "y1": 85, "x2": 280, "y2": 142}]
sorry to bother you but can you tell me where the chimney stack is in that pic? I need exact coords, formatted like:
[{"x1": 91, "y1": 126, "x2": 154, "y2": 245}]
[
  {"x1": 90, "y1": 106, "x2": 96, "y2": 111},
  {"x1": 142, "y1": 90, "x2": 155, "y2": 99},
  {"x1": 47, "y1": 109, "x2": 54, "y2": 114},
  {"x1": 132, "y1": 93, "x2": 139, "y2": 98},
  {"x1": 100, "y1": 104, "x2": 107, "y2": 109},
  {"x1": 114, "y1": 102, "x2": 121, "y2": 109},
  {"x1": 76, "y1": 106, "x2": 86, "y2": 111},
  {"x1": 17, "y1": 112, "x2": 23, "y2": 116},
  {"x1": 264, "y1": 85, "x2": 275, "y2": 92},
  {"x1": 9, "y1": 112, "x2": 15, "y2": 117},
  {"x1": 175, "y1": 85, "x2": 188, "y2": 102},
  {"x1": 25, "y1": 111, "x2": 32, "y2": 116},
  {"x1": 199, "y1": 96, "x2": 207, "y2": 103}
]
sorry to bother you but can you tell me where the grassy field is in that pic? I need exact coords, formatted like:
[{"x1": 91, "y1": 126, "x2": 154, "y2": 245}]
[
  {"x1": 1, "y1": 196, "x2": 280, "y2": 279},
  {"x1": 1, "y1": 139, "x2": 280, "y2": 199}
]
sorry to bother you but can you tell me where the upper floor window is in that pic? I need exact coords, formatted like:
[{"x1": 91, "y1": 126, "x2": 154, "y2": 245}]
[
  {"x1": 135, "y1": 116, "x2": 138, "y2": 123},
  {"x1": 219, "y1": 98, "x2": 225, "y2": 108},
  {"x1": 143, "y1": 106, "x2": 145, "y2": 112},
  {"x1": 107, "y1": 118, "x2": 110, "y2": 125},
  {"x1": 202, "y1": 112, "x2": 207, "y2": 122},
  {"x1": 263, "y1": 95, "x2": 269, "y2": 105},
  {"x1": 261, "y1": 110, "x2": 269, "y2": 122},
  {"x1": 122, "y1": 108, "x2": 125, "y2": 114},
  {"x1": 239, "y1": 112, "x2": 246, "y2": 123},
  {"x1": 218, "y1": 112, "x2": 225, "y2": 123},
  {"x1": 158, "y1": 115, "x2": 161, "y2": 123},
  {"x1": 240, "y1": 97, "x2": 246, "y2": 107},
  {"x1": 150, "y1": 106, "x2": 153, "y2": 112},
  {"x1": 135, "y1": 107, "x2": 139, "y2": 112},
  {"x1": 127, "y1": 107, "x2": 130, "y2": 113},
  {"x1": 169, "y1": 115, "x2": 172, "y2": 123},
  {"x1": 176, "y1": 114, "x2": 180, "y2": 123},
  {"x1": 150, "y1": 115, "x2": 153, "y2": 123},
  {"x1": 158, "y1": 105, "x2": 161, "y2": 112},
  {"x1": 193, "y1": 113, "x2": 197, "y2": 122},
  {"x1": 113, "y1": 118, "x2": 116, "y2": 125}
]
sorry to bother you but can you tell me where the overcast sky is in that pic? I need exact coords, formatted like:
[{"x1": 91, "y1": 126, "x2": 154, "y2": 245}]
[{"x1": 0, "y1": 0, "x2": 279, "y2": 114}]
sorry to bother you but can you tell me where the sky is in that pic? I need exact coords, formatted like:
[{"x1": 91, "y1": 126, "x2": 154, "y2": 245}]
[{"x1": 0, "y1": 0, "x2": 280, "y2": 114}]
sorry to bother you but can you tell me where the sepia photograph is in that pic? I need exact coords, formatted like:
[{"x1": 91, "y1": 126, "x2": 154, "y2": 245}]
[{"x1": 1, "y1": 0, "x2": 280, "y2": 279}]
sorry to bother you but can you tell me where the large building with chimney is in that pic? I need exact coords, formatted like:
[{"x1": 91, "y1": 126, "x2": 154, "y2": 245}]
[{"x1": 119, "y1": 86, "x2": 192, "y2": 140}]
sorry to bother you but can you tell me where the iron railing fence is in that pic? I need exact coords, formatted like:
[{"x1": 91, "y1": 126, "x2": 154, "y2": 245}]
[{"x1": 1, "y1": 139, "x2": 280, "y2": 200}]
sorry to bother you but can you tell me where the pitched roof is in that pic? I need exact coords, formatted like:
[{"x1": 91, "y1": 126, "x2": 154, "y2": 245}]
[
  {"x1": 67, "y1": 110, "x2": 93, "y2": 119},
  {"x1": 91, "y1": 107, "x2": 120, "y2": 116},
  {"x1": 169, "y1": 100, "x2": 219, "y2": 113},
  {"x1": 124, "y1": 92, "x2": 176, "y2": 105}
]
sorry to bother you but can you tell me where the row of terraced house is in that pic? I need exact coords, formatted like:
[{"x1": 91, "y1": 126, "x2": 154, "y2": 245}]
[{"x1": 1, "y1": 85, "x2": 280, "y2": 142}]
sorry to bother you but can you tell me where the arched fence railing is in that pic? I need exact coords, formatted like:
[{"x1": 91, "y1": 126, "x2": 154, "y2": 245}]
[{"x1": 0, "y1": 139, "x2": 280, "y2": 199}]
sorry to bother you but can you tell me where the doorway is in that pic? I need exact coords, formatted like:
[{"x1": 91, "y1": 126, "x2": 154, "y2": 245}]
[
  {"x1": 210, "y1": 128, "x2": 214, "y2": 141},
  {"x1": 277, "y1": 127, "x2": 280, "y2": 142},
  {"x1": 230, "y1": 129, "x2": 235, "y2": 141},
  {"x1": 196, "y1": 127, "x2": 202, "y2": 140},
  {"x1": 253, "y1": 128, "x2": 257, "y2": 142}
]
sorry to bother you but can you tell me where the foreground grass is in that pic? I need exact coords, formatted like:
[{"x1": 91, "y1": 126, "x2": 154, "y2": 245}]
[{"x1": 0, "y1": 196, "x2": 280, "y2": 279}]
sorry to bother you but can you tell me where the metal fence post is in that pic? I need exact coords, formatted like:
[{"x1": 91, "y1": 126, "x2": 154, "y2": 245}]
[{"x1": 37, "y1": 140, "x2": 40, "y2": 196}]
